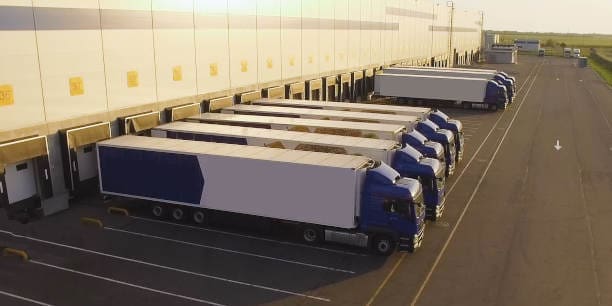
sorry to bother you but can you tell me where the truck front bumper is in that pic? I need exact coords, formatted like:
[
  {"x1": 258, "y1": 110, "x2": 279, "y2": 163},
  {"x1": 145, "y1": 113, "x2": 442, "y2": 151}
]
[{"x1": 398, "y1": 224, "x2": 426, "y2": 252}]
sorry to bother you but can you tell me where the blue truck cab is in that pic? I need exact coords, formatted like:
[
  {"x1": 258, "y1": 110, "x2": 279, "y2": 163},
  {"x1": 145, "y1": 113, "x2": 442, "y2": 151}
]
[
  {"x1": 414, "y1": 120, "x2": 456, "y2": 176},
  {"x1": 428, "y1": 110, "x2": 463, "y2": 163},
  {"x1": 485, "y1": 80, "x2": 509, "y2": 110},
  {"x1": 493, "y1": 75, "x2": 515, "y2": 103},
  {"x1": 401, "y1": 130, "x2": 448, "y2": 174},
  {"x1": 361, "y1": 163, "x2": 426, "y2": 254},
  {"x1": 392, "y1": 145, "x2": 446, "y2": 220}
]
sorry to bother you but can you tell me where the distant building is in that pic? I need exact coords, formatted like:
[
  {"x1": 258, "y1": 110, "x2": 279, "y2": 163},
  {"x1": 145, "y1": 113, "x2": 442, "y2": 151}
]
[
  {"x1": 483, "y1": 32, "x2": 500, "y2": 50},
  {"x1": 514, "y1": 39, "x2": 540, "y2": 52}
]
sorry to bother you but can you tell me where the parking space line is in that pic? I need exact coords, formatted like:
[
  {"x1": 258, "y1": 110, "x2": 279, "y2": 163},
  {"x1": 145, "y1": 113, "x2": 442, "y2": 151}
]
[
  {"x1": 29, "y1": 260, "x2": 224, "y2": 305},
  {"x1": 410, "y1": 61, "x2": 543, "y2": 306},
  {"x1": 105, "y1": 226, "x2": 355, "y2": 274},
  {"x1": 0, "y1": 230, "x2": 331, "y2": 303},
  {"x1": 128, "y1": 216, "x2": 368, "y2": 257},
  {"x1": 0, "y1": 289, "x2": 54, "y2": 306}
]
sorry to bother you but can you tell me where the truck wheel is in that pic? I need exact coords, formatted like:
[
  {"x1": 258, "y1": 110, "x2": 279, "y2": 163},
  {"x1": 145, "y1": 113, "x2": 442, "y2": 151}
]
[
  {"x1": 372, "y1": 235, "x2": 395, "y2": 256},
  {"x1": 489, "y1": 104, "x2": 498, "y2": 111},
  {"x1": 171, "y1": 207, "x2": 185, "y2": 221},
  {"x1": 192, "y1": 210, "x2": 207, "y2": 225},
  {"x1": 152, "y1": 205, "x2": 165, "y2": 218},
  {"x1": 302, "y1": 227, "x2": 321, "y2": 244}
]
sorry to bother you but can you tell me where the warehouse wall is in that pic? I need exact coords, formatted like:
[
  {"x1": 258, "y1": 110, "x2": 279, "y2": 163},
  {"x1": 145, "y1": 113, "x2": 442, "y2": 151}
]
[{"x1": 0, "y1": 0, "x2": 483, "y2": 215}]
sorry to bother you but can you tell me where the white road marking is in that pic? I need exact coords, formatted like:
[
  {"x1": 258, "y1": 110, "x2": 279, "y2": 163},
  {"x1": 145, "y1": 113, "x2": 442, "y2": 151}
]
[
  {"x1": 0, "y1": 230, "x2": 331, "y2": 302},
  {"x1": 0, "y1": 289, "x2": 55, "y2": 306},
  {"x1": 105, "y1": 226, "x2": 355, "y2": 274},
  {"x1": 128, "y1": 215, "x2": 367, "y2": 257},
  {"x1": 29, "y1": 260, "x2": 225, "y2": 306},
  {"x1": 410, "y1": 61, "x2": 543, "y2": 306}
]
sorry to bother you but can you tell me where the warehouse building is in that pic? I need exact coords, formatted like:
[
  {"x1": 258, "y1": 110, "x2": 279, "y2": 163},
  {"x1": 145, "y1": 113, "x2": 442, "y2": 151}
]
[
  {"x1": 0, "y1": 0, "x2": 483, "y2": 220},
  {"x1": 514, "y1": 39, "x2": 540, "y2": 52}
]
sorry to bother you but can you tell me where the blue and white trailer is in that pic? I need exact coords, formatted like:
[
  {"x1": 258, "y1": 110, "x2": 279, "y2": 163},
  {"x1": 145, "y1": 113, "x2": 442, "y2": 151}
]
[
  {"x1": 186, "y1": 113, "x2": 448, "y2": 174},
  {"x1": 220, "y1": 104, "x2": 457, "y2": 175},
  {"x1": 375, "y1": 73, "x2": 509, "y2": 111},
  {"x1": 152, "y1": 122, "x2": 446, "y2": 220},
  {"x1": 249, "y1": 98, "x2": 464, "y2": 163},
  {"x1": 414, "y1": 66, "x2": 517, "y2": 84},
  {"x1": 97, "y1": 135, "x2": 426, "y2": 255},
  {"x1": 385, "y1": 67, "x2": 516, "y2": 103}
]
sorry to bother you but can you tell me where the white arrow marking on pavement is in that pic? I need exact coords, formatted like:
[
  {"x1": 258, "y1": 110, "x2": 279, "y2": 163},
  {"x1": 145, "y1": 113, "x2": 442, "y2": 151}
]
[{"x1": 554, "y1": 140, "x2": 562, "y2": 151}]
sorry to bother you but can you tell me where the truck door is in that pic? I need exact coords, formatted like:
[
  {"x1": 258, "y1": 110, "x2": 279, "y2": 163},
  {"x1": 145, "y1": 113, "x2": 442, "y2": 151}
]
[{"x1": 382, "y1": 198, "x2": 413, "y2": 236}]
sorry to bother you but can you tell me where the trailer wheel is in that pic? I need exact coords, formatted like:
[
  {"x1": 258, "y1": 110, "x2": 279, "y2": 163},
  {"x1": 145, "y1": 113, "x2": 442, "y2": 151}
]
[
  {"x1": 152, "y1": 205, "x2": 165, "y2": 218},
  {"x1": 462, "y1": 102, "x2": 471, "y2": 109},
  {"x1": 372, "y1": 235, "x2": 395, "y2": 256},
  {"x1": 192, "y1": 210, "x2": 207, "y2": 225},
  {"x1": 171, "y1": 207, "x2": 185, "y2": 221},
  {"x1": 302, "y1": 227, "x2": 321, "y2": 244}
]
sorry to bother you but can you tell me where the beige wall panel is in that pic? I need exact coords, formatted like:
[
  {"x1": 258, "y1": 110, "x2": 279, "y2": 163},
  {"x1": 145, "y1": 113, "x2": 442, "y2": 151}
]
[{"x1": 195, "y1": 0, "x2": 231, "y2": 95}]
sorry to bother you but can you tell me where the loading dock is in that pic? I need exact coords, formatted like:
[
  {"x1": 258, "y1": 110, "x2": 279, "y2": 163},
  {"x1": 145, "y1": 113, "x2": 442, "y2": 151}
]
[
  {"x1": 235, "y1": 90, "x2": 262, "y2": 104},
  {"x1": 0, "y1": 136, "x2": 54, "y2": 222},
  {"x1": 58, "y1": 122, "x2": 111, "y2": 199},
  {"x1": 118, "y1": 111, "x2": 161, "y2": 136},
  {"x1": 263, "y1": 86, "x2": 285, "y2": 99},
  {"x1": 352, "y1": 71, "x2": 365, "y2": 101},
  {"x1": 323, "y1": 75, "x2": 338, "y2": 101},
  {"x1": 164, "y1": 103, "x2": 202, "y2": 122},
  {"x1": 285, "y1": 82, "x2": 306, "y2": 100},
  {"x1": 339, "y1": 73, "x2": 351, "y2": 102},
  {"x1": 364, "y1": 69, "x2": 375, "y2": 99},
  {"x1": 203, "y1": 96, "x2": 234, "y2": 113},
  {"x1": 306, "y1": 79, "x2": 323, "y2": 101}
]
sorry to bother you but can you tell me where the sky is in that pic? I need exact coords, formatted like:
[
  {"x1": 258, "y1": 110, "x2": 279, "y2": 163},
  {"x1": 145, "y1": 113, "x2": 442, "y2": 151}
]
[{"x1": 451, "y1": 0, "x2": 612, "y2": 34}]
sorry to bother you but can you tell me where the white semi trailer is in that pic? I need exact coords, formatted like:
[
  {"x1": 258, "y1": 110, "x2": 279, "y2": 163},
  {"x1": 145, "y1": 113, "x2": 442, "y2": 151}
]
[
  {"x1": 374, "y1": 73, "x2": 509, "y2": 111},
  {"x1": 249, "y1": 98, "x2": 465, "y2": 162},
  {"x1": 385, "y1": 67, "x2": 516, "y2": 103},
  {"x1": 97, "y1": 135, "x2": 426, "y2": 255},
  {"x1": 151, "y1": 122, "x2": 447, "y2": 219}
]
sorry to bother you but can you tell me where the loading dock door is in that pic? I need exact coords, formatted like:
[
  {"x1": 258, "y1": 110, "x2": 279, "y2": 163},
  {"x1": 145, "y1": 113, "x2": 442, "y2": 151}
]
[
  {"x1": 5, "y1": 160, "x2": 37, "y2": 204},
  {"x1": 0, "y1": 135, "x2": 53, "y2": 221},
  {"x1": 59, "y1": 122, "x2": 111, "y2": 198}
]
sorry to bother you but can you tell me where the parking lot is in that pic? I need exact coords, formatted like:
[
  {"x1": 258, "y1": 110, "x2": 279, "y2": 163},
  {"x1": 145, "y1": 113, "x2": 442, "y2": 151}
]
[{"x1": 1, "y1": 55, "x2": 610, "y2": 306}]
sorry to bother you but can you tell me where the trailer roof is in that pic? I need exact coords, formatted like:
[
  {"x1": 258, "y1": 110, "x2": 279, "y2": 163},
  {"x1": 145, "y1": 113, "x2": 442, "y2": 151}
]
[
  {"x1": 223, "y1": 104, "x2": 420, "y2": 126},
  {"x1": 379, "y1": 73, "x2": 490, "y2": 82},
  {"x1": 155, "y1": 122, "x2": 400, "y2": 150},
  {"x1": 188, "y1": 113, "x2": 406, "y2": 134},
  {"x1": 252, "y1": 98, "x2": 432, "y2": 116},
  {"x1": 99, "y1": 135, "x2": 373, "y2": 169}
]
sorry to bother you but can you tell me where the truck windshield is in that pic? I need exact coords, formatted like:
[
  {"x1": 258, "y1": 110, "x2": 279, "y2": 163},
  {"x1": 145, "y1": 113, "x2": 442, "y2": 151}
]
[
  {"x1": 412, "y1": 193, "x2": 425, "y2": 220},
  {"x1": 409, "y1": 130, "x2": 428, "y2": 144}
]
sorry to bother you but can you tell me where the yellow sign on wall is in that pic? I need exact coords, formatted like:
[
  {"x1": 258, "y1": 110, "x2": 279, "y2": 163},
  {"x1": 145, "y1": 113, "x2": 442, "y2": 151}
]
[
  {"x1": 308, "y1": 55, "x2": 314, "y2": 64},
  {"x1": 127, "y1": 71, "x2": 139, "y2": 88},
  {"x1": 69, "y1": 77, "x2": 84, "y2": 96},
  {"x1": 240, "y1": 60, "x2": 248, "y2": 73},
  {"x1": 289, "y1": 56, "x2": 295, "y2": 67},
  {"x1": 173, "y1": 66, "x2": 183, "y2": 81},
  {"x1": 0, "y1": 85, "x2": 14, "y2": 106},
  {"x1": 266, "y1": 58, "x2": 273, "y2": 69},
  {"x1": 209, "y1": 63, "x2": 218, "y2": 77}
]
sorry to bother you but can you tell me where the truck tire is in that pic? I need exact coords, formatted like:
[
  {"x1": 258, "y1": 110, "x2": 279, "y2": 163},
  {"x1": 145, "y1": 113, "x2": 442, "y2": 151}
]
[
  {"x1": 372, "y1": 235, "x2": 395, "y2": 256},
  {"x1": 462, "y1": 102, "x2": 471, "y2": 109},
  {"x1": 171, "y1": 207, "x2": 185, "y2": 221},
  {"x1": 488, "y1": 103, "x2": 498, "y2": 111},
  {"x1": 152, "y1": 205, "x2": 165, "y2": 218},
  {"x1": 302, "y1": 226, "x2": 321, "y2": 244},
  {"x1": 192, "y1": 210, "x2": 207, "y2": 225}
]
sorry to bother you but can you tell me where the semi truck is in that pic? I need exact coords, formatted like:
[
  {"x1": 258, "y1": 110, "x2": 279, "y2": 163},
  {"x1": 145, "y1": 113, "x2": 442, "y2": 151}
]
[
  {"x1": 375, "y1": 73, "x2": 508, "y2": 111},
  {"x1": 413, "y1": 66, "x2": 517, "y2": 90},
  {"x1": 249, "y1": 98, "x2": 464, "y2": 162},
  {"x1": 187, "y1": 113, "x2": 452, "y2": 176},
  {"x1": 220, "y1": 104, "x2": 457, "y2": 174},
  {"x1": 152, "y1": 122, "x2": 447, "y2": 219},
  {"x1": 97, "y1": 135, "x2": 426, "y2": 255},
  {"x1": 385, "y1": 67, "x2": 515, "y2": 103}
]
